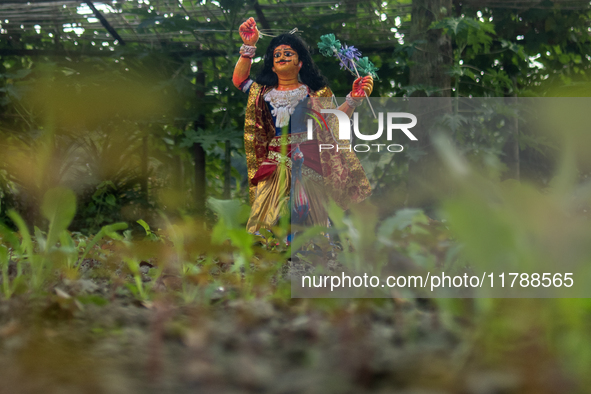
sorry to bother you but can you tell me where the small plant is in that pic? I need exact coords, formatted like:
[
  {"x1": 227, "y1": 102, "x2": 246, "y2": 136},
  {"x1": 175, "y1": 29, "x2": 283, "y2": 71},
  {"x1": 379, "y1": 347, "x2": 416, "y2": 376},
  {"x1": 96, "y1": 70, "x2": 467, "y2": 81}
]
[
  {"x1": 0, "y1": 244, "x2": 13, "y2": 298},
  {"x1": 0, "y1": 187, "x2": 128, "y2": 298},
  {"x1": 136, "y1": 219, "x2": 160, "y2": 241},
  {"x1": 78, "y1": 222, "x2": 129, "y2": 262},
  {"x1": 124, "y1": 257, "x2": 148, "y2": 300}
]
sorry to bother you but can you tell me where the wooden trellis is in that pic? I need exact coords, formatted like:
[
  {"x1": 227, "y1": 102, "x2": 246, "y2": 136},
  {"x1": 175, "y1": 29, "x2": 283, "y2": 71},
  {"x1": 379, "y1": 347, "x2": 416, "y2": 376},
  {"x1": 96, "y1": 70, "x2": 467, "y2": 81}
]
[
  {"x1": 0, "y1": 0, "x2": 412, "y2": 52},
  {"x1": 1, "y1": 0, "x2": 589, "y2": 56}
]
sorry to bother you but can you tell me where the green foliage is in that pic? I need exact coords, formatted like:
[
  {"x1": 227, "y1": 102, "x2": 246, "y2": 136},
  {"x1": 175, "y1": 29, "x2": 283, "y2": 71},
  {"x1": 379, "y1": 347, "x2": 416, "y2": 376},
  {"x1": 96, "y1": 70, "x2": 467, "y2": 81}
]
[
  {"x1": 2, "y1": 3, "x2": 591, "y2": 390},
  {"x1": 0, "y1": 137, "x2": 590, "y2": 387},
  {"x1": 78, "y1": 222, "x2": 129, "y2": 262},
  {"x1": 0, "y1": 244, "x2": 12, "y2": 298},
  {"x1": 41, "y1": 187, "x2": 77, "y2": 251},
  {"x1": 180, "y1": 126, "x2": 244, "y2": 150},
  {"x1": 0, "y1": 187, "x2": 128, "y2": 297},
  {"x1": 208, "y1": 197, "x2": 254, "y2": 268},
  {"x1": 124, "y1": 257, "x2": 148, "y2": 300},
  {"x1": 136, "y1": 219, "x2": 160, "y2": 241}
]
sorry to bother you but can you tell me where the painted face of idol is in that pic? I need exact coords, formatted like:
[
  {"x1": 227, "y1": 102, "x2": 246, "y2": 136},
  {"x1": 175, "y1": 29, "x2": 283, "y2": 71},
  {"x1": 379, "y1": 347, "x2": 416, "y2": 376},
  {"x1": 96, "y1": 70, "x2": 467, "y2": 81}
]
[{"x1": 272, "y1": 45, "x2": 302, "y2": 76}]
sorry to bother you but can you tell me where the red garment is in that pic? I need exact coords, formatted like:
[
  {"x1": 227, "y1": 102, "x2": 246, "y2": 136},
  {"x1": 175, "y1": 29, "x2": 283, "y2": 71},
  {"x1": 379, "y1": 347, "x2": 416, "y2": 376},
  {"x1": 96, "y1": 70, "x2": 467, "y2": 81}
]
[{"x1": 251, "y1": 137, "x2": 322, "y2": 185}]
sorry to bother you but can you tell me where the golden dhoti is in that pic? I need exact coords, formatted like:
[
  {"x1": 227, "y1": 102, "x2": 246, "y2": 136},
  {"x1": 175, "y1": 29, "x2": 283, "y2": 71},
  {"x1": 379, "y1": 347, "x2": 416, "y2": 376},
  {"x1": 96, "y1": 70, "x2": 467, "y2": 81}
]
[{"x1": 246, "y1": 143, "x2": 328, "y2": 234}]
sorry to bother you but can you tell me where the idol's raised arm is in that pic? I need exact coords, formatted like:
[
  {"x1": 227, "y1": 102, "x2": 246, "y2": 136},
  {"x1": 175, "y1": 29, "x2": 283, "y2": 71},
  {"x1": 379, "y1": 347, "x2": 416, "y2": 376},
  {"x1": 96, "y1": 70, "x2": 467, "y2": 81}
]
[{"x1": 232, "y1": 17, "x2": 259, "y2": 90}]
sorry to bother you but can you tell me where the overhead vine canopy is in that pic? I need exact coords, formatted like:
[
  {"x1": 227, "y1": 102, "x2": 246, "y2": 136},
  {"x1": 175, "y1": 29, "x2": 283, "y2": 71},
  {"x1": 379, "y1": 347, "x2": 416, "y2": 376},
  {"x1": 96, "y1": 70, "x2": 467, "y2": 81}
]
[
  {"x1": 2, "y1": 0, "x2": 590, "y2": 58},
  {"x1": 0, "y1": 0, "x2": 417, "y2": 56}
]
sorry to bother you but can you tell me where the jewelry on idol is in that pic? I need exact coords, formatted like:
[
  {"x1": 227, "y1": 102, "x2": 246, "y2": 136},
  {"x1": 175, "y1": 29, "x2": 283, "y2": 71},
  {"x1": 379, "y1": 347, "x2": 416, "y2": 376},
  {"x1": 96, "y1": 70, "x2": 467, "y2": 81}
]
[
  {"x1": 345, "y1": 92, "x2": 364, "y2": 108},
  {"x1": 264, "y1": 85, "x2": 308, "y2": 128},
  {"x1": 240, "y1": 44, "x2": 256, "y2": 58}
]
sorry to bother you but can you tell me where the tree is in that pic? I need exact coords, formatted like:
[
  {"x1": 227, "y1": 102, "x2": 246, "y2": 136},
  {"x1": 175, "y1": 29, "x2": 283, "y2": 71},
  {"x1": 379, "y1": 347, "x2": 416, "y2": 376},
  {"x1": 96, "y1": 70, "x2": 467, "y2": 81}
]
[{"x1": 405, "y1": 0, "x2": 453, "y2": 208}]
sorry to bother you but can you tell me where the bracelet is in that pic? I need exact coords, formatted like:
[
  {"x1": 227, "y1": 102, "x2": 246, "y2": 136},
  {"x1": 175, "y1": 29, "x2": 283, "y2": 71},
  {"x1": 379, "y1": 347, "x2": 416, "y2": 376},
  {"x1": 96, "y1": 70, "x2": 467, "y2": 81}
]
[
  {"x1": 240, "y1": 44, "x2": 256, "y2": 58},
  {"x1": 346, "y1": 92, "x2": 364, "y2": 108}
]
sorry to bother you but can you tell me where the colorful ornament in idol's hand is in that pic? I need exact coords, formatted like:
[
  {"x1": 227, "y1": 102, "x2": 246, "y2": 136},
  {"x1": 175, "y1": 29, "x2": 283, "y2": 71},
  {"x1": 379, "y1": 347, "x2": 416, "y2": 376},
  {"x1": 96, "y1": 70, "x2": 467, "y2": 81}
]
[
  {"x1": 355, "y1": 57, "x2": 379, "y2": 79},
  {"x1": 317, "y1": 34, "x2": 379, "y2": 80},
  {"x1": 317, "y1": 34, "x2": 341, "y2": 57},
  {"x1": 338, "y1": 44, "x2": 362, "y2": 71}
]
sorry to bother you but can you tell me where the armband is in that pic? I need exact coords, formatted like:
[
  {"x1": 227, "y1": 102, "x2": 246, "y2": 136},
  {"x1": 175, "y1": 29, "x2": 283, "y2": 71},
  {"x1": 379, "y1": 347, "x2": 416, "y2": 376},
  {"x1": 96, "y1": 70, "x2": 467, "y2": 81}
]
[
  {"x1": 240, "y1": 44, "x2": 256, "y2": 59},
  {"x1": 346, "y1": 92, "x2": 364, "y2": 108}
]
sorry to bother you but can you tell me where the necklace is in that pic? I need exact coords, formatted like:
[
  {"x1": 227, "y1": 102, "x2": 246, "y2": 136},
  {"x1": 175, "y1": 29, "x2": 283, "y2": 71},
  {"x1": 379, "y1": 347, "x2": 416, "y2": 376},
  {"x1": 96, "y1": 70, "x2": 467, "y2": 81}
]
[{"x1": 264, "y1": 85, "x2": 308, "y2": 128}]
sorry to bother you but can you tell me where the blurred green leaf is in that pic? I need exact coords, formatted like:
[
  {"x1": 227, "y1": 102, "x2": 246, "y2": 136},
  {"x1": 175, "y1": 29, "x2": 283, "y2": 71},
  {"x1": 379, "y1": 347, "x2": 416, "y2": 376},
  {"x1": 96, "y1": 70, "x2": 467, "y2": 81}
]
[{"x1": 41, "y1": 187, "x2": 77, "y2": 250}]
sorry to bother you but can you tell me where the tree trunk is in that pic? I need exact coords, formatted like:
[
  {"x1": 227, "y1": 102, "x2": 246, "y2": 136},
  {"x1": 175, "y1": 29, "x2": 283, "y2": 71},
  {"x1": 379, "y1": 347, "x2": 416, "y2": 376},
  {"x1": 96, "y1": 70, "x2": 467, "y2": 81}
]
[
  {"x1": 140, "y1": 134, "x2": 149, "y2": 203},
  {"x1": 250, "y1": 0, "x2": 271, "y2": 30},
  {"x1": 408, "y1": 0, "x2": 453, "y2": 94},
  {"x1": 503, "y1": 84, "x2": 520, "y2": 181},
  {"x1": 345, "y1": 0, "x2": 358, "y2": 14},
  {"x1": 223, "y1": 140, "x2": 231, "y2": 199},
  {"x1": 193, "y1": 62, "x2": 207, "y2": 214},
  {"x1": 407, "y1": 0, "x2": 453, "y2": 210}
]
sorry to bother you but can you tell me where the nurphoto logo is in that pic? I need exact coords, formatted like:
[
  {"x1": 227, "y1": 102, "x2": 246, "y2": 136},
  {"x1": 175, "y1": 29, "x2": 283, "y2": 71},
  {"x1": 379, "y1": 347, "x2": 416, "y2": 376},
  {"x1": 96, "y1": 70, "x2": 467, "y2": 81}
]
[{"x1": 306, "y1": 109, "x2": 418, "y2": 152}]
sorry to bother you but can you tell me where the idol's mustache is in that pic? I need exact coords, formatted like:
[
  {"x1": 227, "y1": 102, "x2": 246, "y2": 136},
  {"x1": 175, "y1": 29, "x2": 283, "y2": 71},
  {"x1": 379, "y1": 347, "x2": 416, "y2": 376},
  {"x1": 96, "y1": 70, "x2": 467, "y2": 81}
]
[{"x1": 275, "y1": 60, "x2": 292, "y2": 64}]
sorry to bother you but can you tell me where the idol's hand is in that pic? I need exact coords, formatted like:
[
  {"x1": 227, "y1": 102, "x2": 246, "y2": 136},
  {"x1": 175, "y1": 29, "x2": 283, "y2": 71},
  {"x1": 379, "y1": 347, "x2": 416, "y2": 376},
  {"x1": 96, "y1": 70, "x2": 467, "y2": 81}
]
[
  {"x1": 239, "y1": 17, "x2": 259, "y2": 46},
  {"x1": 351, "y1": 75, "x2": 374, "y2": 98}
]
